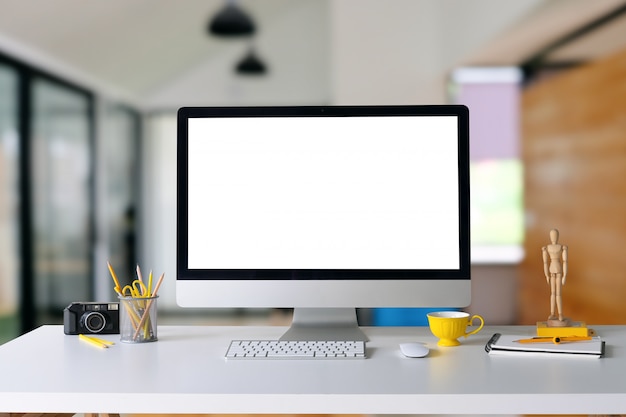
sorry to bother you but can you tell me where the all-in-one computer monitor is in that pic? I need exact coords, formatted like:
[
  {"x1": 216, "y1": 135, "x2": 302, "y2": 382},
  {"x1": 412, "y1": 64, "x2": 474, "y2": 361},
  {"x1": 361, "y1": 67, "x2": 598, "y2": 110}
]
[{"x1": 177, "y1": 105, "x2": 470, "y2": 341}]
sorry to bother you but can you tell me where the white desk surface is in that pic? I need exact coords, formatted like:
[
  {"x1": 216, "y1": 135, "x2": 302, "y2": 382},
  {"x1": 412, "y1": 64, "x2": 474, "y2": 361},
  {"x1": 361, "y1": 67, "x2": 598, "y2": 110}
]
[{"x1": 1, "y1": 324, "x2": 625, "y2": 415}]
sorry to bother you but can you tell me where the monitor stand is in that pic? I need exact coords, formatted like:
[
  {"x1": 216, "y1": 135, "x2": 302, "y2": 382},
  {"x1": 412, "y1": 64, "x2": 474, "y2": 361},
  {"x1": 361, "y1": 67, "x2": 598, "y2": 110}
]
[{"x1": 279, "y1": 308, "x2": 369, "y2": 341}]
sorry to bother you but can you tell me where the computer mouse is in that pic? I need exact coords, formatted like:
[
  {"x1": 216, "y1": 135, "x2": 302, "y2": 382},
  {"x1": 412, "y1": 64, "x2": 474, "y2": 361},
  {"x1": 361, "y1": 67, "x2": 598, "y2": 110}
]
[{"x1": 399, "y1": 342, "x2": 429, "y2": 358}]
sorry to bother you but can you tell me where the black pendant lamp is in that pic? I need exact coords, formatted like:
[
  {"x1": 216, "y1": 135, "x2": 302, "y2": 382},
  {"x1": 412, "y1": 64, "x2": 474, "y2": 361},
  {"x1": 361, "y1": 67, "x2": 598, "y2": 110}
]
[
  {"x1": 209, "y1": 0, "x2": 255, "y2": 37},
  {"x1": 236, "y1": 47, "x2": 267, "y2": 75}
]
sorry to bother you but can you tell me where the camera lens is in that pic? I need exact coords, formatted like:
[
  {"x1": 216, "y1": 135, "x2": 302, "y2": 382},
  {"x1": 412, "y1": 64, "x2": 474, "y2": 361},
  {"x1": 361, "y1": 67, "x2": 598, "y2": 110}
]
[{"x1": 83, "y1": 311, "x2": 106, "y2": 333}]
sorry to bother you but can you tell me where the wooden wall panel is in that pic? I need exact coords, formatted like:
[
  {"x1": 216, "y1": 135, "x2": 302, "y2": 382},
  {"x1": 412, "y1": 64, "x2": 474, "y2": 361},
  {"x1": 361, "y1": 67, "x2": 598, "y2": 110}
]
[{"x1": 519, "y1": 48, "x2": 626, "y2": 325}]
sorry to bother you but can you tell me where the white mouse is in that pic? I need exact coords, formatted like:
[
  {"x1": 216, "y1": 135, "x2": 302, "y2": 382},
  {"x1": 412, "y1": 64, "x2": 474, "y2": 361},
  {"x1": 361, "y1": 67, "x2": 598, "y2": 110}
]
[{"x1": 399, "y1": 342, "x2": 429, "y2": 358}]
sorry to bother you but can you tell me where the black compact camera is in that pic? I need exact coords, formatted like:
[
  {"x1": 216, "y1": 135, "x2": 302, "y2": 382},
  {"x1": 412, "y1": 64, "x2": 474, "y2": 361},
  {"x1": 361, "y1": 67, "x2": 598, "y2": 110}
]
[{"x1": 63, "y1": 302, "x2": 120, "y2": 335}]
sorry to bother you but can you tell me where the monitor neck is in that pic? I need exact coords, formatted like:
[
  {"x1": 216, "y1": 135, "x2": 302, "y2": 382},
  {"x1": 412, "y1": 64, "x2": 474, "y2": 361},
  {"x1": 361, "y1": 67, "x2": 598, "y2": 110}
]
[{"x1": 279, "y1": 308, "x2": 368, "y2": 342}]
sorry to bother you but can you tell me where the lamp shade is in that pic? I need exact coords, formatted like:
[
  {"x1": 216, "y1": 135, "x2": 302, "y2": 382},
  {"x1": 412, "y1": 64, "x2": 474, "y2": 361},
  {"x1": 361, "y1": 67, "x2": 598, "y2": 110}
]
[
  {"x1": 236, "y1": 48, "x2": 267, "y2": 75},
  {"x1": 209, "y1": 2, "x2": 255, "y2": 37}
]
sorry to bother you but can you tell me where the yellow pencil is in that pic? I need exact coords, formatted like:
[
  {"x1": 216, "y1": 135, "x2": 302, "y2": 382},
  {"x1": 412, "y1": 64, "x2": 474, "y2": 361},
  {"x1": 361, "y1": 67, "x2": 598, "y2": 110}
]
[
  {"x1": 147, "y1": 270, "x2": 153, "y2": 297},
  {"x1": 152, "y1": 272, "x2": 165, "y2": 296},
  {"x1": 83, "y1": 335, "x2": 115, "y2": 346},
  {"x1": 107, "y1": 261, "x2": 122, "y2": 293},
  {"x1": 133, "y1": 273, "x2": 165, "y2": 341},
  {"x1": 79, "y1": 334, "x2": 109, "y2": 349}
]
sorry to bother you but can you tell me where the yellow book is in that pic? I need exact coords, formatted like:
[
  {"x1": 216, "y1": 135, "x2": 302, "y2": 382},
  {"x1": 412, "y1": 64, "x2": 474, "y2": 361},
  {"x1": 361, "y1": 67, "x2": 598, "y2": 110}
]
[{"x1": 536, "y1": 321, "x2": 594, "y2": 337}]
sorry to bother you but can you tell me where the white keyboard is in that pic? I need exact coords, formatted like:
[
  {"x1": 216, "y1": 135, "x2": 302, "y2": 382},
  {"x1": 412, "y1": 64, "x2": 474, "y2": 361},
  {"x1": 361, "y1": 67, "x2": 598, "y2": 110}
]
[{"x1": 225, "y1": 340, "x2": 366, "y2": 359}]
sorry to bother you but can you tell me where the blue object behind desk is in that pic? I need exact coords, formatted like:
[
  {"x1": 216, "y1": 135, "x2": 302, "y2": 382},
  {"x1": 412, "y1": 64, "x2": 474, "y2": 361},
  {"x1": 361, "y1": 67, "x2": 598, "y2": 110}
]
[{"x1": 373, "y1": 308, "x2": 458, "y2": 326}]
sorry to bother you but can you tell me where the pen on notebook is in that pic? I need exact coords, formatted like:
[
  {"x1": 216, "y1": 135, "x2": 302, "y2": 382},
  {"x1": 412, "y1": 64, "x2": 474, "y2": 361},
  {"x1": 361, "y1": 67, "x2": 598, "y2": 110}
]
[{"x1": 514, "y1": 336, "x2": 592, "y2": 344}]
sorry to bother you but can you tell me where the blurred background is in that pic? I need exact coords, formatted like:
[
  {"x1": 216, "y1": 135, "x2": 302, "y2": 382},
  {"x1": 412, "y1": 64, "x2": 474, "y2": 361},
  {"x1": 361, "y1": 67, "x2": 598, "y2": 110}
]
[{"x1": 1, "y1": 0, "x2": 626, "y2": 344}]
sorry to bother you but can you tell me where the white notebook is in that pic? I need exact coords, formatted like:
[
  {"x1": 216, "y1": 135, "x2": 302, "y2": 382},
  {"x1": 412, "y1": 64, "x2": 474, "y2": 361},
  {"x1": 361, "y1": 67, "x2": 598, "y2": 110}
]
[{"x1": 485, "y1": 333, "x2": 605, "y2": 358}]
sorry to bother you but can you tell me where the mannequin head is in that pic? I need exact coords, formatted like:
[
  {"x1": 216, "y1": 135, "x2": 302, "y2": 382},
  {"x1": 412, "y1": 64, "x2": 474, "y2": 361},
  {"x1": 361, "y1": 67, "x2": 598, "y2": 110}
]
[{"x1": 550, "y1": 228, "x2": 559, "y2": 244}]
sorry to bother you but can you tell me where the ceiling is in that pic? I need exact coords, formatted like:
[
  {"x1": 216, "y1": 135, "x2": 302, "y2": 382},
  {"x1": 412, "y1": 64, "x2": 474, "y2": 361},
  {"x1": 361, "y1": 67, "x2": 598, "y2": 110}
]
[
  {"x1": 463, "y1": 0, "x2": 626, "y2": 66},
  {"x1": 537, "y1": 5, "x2": 626, "y2": 64},
  {"x1": 1, "y1": 0, "x2": 626, "y2": 108},
  {"x1": 0, "y1": 0, "x2": 296, "y2": 104}
]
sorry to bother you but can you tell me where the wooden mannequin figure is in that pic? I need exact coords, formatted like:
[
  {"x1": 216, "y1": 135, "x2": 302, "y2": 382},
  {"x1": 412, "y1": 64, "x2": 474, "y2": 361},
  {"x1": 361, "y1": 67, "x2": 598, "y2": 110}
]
[{"x1": 542, "y1": 229, "x2": 569, "y2": 326}]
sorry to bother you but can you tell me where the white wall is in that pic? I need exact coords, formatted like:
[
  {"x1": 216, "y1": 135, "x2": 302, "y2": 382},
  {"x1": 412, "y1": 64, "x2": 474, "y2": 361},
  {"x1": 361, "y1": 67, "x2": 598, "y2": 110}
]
[
  {"x1": 140, "y1": 115, "x2": 178, "y2": 308},
  {"x1": 330, "y1": 1, "x2": 445, "y2": 105},
  {"x1": 329, "y1": 0, "x2": 543, "y2": 105}
]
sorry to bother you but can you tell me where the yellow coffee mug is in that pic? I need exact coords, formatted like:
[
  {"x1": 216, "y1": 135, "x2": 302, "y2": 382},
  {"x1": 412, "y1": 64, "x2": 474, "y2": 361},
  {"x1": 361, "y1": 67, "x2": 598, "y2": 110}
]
[{"x1": 427, "y1": 311, "x2": 484, "y2": 347}]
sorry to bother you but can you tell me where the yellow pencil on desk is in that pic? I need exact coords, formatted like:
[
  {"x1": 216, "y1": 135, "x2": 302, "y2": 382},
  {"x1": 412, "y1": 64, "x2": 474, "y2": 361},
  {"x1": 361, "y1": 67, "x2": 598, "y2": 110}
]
[
  {"x1": 514, "y1": 336, "x2": 592, "y2": 344},
  {"x1": 79, "y1": 334, "x2": 114, "y2": 349},
  {"x1": 85, "y1": 335, "x2": 115, "y2": 346}
]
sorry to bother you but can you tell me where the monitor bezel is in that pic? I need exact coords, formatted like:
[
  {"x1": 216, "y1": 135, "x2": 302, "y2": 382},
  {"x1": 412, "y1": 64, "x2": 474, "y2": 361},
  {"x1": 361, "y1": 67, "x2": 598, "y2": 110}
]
[{"x1": 177, "y1": 105, "x2": 470, "y2": 283}]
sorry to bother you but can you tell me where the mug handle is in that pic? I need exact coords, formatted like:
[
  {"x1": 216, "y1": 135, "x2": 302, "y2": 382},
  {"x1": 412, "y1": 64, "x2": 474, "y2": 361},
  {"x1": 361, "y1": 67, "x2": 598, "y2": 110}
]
[{"x1": 464, "y1": 314, "x2": 484, "y2": 337}]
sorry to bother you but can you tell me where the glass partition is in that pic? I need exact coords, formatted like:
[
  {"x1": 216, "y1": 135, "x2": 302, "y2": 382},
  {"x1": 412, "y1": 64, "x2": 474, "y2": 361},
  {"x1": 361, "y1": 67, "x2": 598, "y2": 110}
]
[
  {"x1": 99, "y1": 104, "x2": 140, "y2": 296},
  {"x1": 0, "y1": 63, "x2": 19, "y2": 343},
  {"x1": 31, "y1": 78, "x2": 92, "y2": 324}
]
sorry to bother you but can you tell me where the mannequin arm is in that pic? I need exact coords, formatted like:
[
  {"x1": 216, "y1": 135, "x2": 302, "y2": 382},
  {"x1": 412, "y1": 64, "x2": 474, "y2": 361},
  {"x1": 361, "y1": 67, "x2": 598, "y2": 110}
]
[
  {"x1": 542, "y1": 247, "x2": 550, "y2": 283},
  {"x1": 562, "y1": 245, "x2": 568, "y2": 284}
]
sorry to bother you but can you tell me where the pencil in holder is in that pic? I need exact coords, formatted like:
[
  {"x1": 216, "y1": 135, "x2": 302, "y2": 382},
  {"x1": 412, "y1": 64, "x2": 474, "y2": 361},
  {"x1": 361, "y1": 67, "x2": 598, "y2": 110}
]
[{"x1": 118, "y1": 295, "x2": 158, "y2": 343}]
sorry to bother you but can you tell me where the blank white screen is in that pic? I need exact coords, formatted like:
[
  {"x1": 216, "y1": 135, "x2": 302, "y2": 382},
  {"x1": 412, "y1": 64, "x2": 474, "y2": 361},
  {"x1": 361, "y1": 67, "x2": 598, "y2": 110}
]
[{"x1": 187, "y1": 116, "x2": 460, "y2": 270}]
